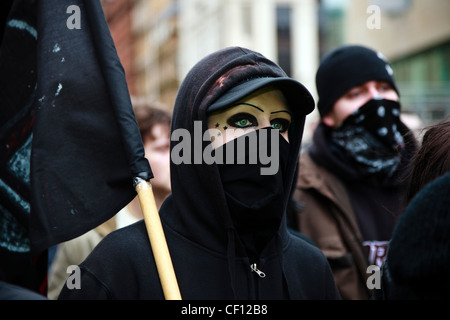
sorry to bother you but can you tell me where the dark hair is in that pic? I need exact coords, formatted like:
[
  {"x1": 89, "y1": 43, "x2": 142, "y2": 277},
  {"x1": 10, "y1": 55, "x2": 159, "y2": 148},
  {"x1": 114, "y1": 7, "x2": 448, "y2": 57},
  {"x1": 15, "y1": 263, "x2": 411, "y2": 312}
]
[
  {"x1": 132, "y1": 99, "x2": 172, "y2": 141},
  {"x1": 405, "y1": 117, "x2": 450, "y2": 204}
]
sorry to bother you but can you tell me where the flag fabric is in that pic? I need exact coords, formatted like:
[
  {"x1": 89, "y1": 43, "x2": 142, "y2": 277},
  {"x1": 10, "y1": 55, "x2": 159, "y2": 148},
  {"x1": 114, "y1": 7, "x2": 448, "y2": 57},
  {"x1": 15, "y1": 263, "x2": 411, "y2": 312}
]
[
  {"x1": 0, "y1": 0, "x2": 44, "y2": 293},
  {"x1": 30, "y1": 0, "x2": 152, "y2": 253},
  {"x1": 1, "y1": 0, "x2": 152, "y2": 277}
]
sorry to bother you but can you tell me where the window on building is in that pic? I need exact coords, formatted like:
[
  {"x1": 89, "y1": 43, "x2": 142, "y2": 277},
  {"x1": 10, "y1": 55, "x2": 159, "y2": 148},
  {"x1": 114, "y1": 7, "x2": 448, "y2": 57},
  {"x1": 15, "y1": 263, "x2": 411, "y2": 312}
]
[{"x1": 276, "y1": 5, "x2": 292, "y2": 76}]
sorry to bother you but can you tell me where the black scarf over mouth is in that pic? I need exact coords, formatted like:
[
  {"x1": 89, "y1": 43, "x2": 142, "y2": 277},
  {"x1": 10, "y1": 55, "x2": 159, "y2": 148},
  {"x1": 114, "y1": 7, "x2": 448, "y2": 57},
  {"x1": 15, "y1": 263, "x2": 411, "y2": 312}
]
[{"x1": 216, "y1": 128, "x2": 290, "y2": 261}]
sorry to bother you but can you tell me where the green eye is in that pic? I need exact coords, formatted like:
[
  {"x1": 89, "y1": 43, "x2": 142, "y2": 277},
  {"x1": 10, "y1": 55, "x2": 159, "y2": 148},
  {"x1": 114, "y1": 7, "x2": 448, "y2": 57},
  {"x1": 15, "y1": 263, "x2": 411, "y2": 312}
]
[
  {"x1": 227, "y1": 113, "x2": 257, "y2": 129},
  {"x1": 271, "y1": 119, "x2": 290, "y2": 133},
  {"x1": 235, "y1": 119, "x2": 251, "y2": 127},
  {"x1": 272, "y1": 122, "x2": 282, "y2": 130}
]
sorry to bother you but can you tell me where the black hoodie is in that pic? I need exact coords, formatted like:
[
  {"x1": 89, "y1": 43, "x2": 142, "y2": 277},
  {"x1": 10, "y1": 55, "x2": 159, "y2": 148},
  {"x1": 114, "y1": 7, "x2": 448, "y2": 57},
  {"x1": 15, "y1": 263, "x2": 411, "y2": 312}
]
[{"x1": 59, "y1": 47, "x2": 340, "y2": 300}]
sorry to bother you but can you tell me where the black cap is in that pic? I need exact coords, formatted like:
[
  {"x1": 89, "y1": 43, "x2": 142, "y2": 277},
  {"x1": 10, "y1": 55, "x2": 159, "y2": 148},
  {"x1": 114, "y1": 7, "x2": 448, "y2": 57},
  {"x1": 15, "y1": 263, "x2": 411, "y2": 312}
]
[
  {"x1": 316, "y1": 45, "x2": 399, "y2": 117},
  {"x1": 207, "y1": 77, "x2": 314, "y2": 115}
]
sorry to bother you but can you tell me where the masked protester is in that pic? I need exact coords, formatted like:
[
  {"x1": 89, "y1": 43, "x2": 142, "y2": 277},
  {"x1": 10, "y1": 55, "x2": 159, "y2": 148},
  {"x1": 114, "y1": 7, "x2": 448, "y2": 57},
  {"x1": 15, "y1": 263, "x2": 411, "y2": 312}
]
[
  {"x1": 59, "y1": 46, "x2": 341, "y2": 300},
  {"x1": 289, "y1": 45, "x2": 418, "y2": 300}
]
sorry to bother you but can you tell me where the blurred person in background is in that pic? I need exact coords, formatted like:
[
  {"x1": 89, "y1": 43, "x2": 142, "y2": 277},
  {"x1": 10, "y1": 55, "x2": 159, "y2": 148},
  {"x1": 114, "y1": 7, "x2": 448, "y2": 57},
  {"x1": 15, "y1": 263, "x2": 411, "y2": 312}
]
[
  {"x1": 402, "y1": 117, "x2": 450, "y2": 205},
  {"x1": 289, "y1": 45, "x2": 418, "y2": 299},
  {"x1": 114, "y1": 100, "x2": 172, "y2": 228},
  {"x1": 47, "y1": 101, "x2": 171, "y2": 299},
  {"x1": 373, "y1": 117, "x2": 450, "y2": 299}
]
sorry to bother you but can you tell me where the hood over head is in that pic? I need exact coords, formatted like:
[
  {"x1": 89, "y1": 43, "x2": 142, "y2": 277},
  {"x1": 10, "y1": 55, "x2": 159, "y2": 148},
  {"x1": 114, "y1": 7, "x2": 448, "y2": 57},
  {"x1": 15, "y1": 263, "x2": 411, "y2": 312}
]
[{"x1": 163, "y1": 46, "x2": 314, "y2": 255}]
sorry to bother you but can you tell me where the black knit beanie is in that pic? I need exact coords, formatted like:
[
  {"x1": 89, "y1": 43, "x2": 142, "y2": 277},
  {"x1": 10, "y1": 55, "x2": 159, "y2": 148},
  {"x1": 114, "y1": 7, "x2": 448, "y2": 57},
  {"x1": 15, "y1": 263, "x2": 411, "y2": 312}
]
[
  {"x1": 383, "y1": 172, "x2": 450, "y2": 299},
  {"x1": 316, "y1": 45, "x2": 399, "y2": 117}
]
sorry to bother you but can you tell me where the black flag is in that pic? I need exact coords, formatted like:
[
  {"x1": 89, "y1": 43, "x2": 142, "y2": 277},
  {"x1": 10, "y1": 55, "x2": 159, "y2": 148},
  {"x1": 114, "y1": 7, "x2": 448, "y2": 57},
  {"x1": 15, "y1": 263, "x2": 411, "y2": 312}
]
[
  {"x1": 0, "y1": 0, "x2": 152, "y2": 268},
  {"x1": 0, "y1": 0, "x2": 45, "y2": 292},
  {"x1": 30, "y1": 0, "x2": 153, "y2": 253}
]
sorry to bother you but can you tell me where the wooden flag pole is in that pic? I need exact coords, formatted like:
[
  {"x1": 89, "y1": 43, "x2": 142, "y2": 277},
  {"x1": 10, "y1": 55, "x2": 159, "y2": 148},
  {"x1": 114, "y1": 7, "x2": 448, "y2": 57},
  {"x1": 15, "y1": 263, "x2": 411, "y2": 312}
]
[{"x1": 134, "y1": 177, "x2": 182, "y2": 300}]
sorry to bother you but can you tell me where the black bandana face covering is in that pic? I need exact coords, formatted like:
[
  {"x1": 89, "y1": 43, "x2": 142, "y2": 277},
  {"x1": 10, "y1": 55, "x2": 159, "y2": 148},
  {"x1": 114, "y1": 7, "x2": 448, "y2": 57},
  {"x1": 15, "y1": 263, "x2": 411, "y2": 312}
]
[
  {"x1": 216, "y1": 128, "x2": 290, "y2": 260},
  {"x1": 330, "y1": 99, "x2": 404, "y2": 179}
]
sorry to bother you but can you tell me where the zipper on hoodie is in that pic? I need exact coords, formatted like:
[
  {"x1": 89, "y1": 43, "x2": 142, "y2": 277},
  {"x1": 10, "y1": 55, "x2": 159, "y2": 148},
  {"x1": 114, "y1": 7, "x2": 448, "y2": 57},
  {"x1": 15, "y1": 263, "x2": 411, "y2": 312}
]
[
  {"x1": 249, "y1": 263, "x2": 265, "y2": 300},
  {"x1": 250, "y1": 263, "x2": 266, "y2": 278}
]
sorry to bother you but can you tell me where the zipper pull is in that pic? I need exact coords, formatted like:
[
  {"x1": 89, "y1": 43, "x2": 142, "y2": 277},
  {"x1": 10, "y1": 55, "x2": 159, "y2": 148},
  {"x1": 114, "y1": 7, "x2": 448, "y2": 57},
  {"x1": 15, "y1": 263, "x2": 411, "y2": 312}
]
[{"x1": 250, "y1": 263, "x2": 266, "y2": 278}]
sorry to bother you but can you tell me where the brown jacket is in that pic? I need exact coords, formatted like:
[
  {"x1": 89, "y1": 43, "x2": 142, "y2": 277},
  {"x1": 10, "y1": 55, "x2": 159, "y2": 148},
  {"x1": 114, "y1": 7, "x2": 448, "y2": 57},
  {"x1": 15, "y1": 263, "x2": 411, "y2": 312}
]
[{"x1": 292, "y1": 152, "x2": 371, "y2": 300}]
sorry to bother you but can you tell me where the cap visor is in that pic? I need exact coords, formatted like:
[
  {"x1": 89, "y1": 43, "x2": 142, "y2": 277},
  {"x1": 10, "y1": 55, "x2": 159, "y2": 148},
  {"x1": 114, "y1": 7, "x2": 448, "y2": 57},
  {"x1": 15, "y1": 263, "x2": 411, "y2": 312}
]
[{"x1": 207, "y1": 77, "x2": 314, "y2": 115}]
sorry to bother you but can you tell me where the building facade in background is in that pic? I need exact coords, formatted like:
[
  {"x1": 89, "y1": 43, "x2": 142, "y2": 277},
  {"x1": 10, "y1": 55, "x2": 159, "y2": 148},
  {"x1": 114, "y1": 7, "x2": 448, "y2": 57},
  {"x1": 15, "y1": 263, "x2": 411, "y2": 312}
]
[
  {"x1": 321, "y1": 0, "x2": 450, "y2": 123},
  {"x1": 102, "y1": 0, "x2": 135, "y2": 94},
  {"x1": 102, "y1": 0, "x2": 318, "y2": 115},
  {"x1": 103, "y1": 0, "x2": 449, "y2": 128}
]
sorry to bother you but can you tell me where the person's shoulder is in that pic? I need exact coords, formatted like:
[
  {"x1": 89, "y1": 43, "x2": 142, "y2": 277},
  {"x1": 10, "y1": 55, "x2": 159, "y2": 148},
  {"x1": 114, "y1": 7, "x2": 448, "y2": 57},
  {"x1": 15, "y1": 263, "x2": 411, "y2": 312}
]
[
  {"x1": 298, "y1": 149, "x2": 314, "y2": 167},
  {"x1": 78, "y1": 219, "x2": 154, "y2": 279},
  {"x1": 107, "y1": 219, "x2": 147, "y2": 240},
  {"x1": 89, "y1": 219, "x2": 149, "y2": 255},
  {"x1": 299, "y1": 150, "x2": 333, "y2": 176},
  {"x1": 297, "y1": 151, "x2": 328, "y2": 189},
  {"x1": 284, "y1": 231, "x2": 338, "y2": 295},
  {"x1": 0, "y1": 281, "x2": 47, "y2": 300},
  {"x1": 286, "y1": 231, "x2": 324, "y2": 260},
  {"x1": 298, "y1": 149, "x2": 346, "y2": 194},
  {"x1": 288, "y1": 228, "x2": 317, "y2": 246}
]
